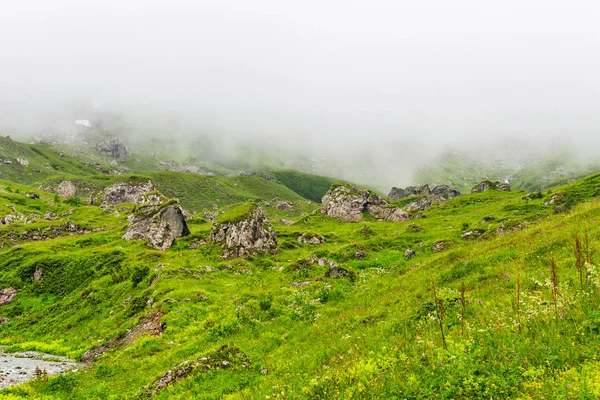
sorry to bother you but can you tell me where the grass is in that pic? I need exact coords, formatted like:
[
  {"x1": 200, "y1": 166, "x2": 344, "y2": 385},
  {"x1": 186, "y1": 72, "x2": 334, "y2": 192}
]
[{"x1": 2, "y1": 142, "x2": 600, "y2": 398}]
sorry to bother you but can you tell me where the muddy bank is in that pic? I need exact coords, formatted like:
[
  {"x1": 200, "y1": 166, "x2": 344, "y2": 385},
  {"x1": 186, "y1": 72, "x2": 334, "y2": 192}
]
[{"x1": 0, "y1": 350, "x2": 80, "y2": 389}]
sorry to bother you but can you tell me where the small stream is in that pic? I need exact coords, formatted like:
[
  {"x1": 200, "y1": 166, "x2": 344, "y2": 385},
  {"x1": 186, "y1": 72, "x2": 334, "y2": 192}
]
[{"x1": 0, "y1": 350, "x2": 80, "y2": 389}]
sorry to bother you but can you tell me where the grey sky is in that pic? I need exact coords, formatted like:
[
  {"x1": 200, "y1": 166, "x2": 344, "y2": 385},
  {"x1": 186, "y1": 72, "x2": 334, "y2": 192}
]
[{"x1": 1, "y1": 1, "x2": 600, "y2": 184}]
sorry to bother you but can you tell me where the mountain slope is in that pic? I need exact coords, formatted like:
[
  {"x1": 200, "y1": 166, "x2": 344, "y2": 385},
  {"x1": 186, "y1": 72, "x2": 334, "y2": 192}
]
[{"x1": 1, "y1": 171, "x2": 600, "y2": 398}]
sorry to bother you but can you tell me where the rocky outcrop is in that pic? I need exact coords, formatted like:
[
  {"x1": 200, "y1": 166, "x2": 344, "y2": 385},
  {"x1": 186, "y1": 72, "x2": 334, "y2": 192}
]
[
  {"x1": 388, "y1": 185, "x2": 431, "y2": 200},
  {"x1": 430, "y1": 185, "x2": 461, "y2": 199},
  {"x1": 103, "y1": 180, "x2": 160, "y2": 205},
  {"x1": 140, "y1": 346, "x2": 250, "y2": 397},
  {"x1": 0, "y1": 288, "x2": 17, "y2": 306},
  {"x1": 404, "y1": 248, "x2": 416, "y2": 258},
  {"x1": 57, "y1": 180, "x2": 77, "y2": 198},
  {"x1": 322, "y1": 185, "x2": 409, "y2": 222},
  {"x1": 471, "y1": 180, "x2": 511, "y2": 193},
  {"x1": 405, "y1": 195, "x2": 445, "y2": 211},
  {"x1": 95, "y1": 135, "x2": 128, "y2": 159},
  {"x1": 123, "y1": 203, "x2": 190, "y2": 250},
  {"x1": 210, "y1": 205, "x2": 277, "y2": 258}
]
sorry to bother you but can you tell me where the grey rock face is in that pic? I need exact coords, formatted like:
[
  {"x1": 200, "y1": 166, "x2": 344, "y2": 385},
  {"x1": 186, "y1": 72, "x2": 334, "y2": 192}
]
[
  {"x1": 123, "y1": 204, "x2": 190, "y2": 250},
  {"x1": 103, "y1": 180, "x2": 159, "y2": 205},
  {"x1": 471, "y1": 180, "x2": 511, "y2": 193},
  {"x1": 430, "y1": 185, "x2": 461, "y2": 199},
  {"x1": 405, "y1": 195, "x2": 446, "y2": 212},
  {"x1": 322, "y1": 185, "x2": 409, "y2": 222},
  {"x1": 57, "y1": 180, "x2": 77, "y2": 198},
  {"x1": 210, "y1": 206, "x2": 277, "y2": 259},
  {"x1": 0, "y1": 288, "x2": 17, "y2": 306},
  {"x1": 388, "y1": 185, "x2": 431, "y2": 200},
  {"x1": 95, "y1": 135, "x2": 128, "y2": 159}
]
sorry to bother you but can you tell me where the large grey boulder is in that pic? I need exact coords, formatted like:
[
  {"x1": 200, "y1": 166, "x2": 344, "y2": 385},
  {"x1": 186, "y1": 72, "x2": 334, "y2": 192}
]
[
  {"x1": 103, "y1": 180, "x2": 160, "y2": 205},
  {"x1": 322, "y1": 185, "x2": 409, "y2": 222},
  {"x1": 471, "y1": 180, "x2": 511, "y2": 193},
  {"x1": 123, "y1": 203, "x2": 190, "y2": 250},
  {"x1": 210, "y1": 204, "x2": 277, "y2": 259},
  {"x1": 388, "y1": 185, "x2": 431, "y2": 200},
  {"x1": 95, "y1": 135, "x2": 128, "y2": 159}
]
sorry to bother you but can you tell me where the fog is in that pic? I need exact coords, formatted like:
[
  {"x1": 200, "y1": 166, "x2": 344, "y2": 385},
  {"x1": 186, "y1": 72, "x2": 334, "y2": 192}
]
[{"x1": 2, "y1": 0, "x2": 600, "y2": 187}]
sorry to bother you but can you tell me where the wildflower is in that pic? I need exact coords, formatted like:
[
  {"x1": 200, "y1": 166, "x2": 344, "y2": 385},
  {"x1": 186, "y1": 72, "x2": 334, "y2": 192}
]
[{"x1": 477, "y1": 300, "x2": 483, "y2": 305}]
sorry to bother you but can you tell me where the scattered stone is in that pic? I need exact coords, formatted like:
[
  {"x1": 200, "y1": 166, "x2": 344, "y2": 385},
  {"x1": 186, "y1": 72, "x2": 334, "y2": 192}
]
[
  {"x1": 432, "y1": 241, "x2": 447, "y2": 252},
  {"x1": 290, "y1": 280, "x2": 314, "y2": 287},
  {"x1": 16, "y1": 158, "x2": 29, "y2": 167},
  {"x1": 404, "y1": 248, "x2": 416, "y2": 258},
  {"x1": 322, "y1": 184, "x2": 409, "y2": 222},
  {"x1": 297, "y1": 233, "x2": 324, "y2": 245},
  {"x1": 0, "y1": 288, "x2": 17, "y2": 306},
  {"x1": 361, "y1": 225, "x2": 372, "y2": 235},
  {"x1": 462, "y1": 230, "x2": 483, "y2": 240},
  {"x1": 32, "y1": 268, "x2": 43, "y2": 282},
  {"x1": 471, "y1": 180, "x2": 511, "y2": 193},
  {"x1": 0, "y1": 317, "x2": 8, "y2": 325},
  {"x1": 43, "y1": 211, "x2": 57, "y2": 221},
  {"x1": 543, "y1": 193, "x2": 564, "y2": 206},
  {"x1": 57, "y1": 180, "x2": 77, "y2": 198},
  {"x1": 123, "y1": 203, "x2": 191, "y2": 250},
  {"x1": 324, "y1": 262, "x2": 348, "y2": 278},
  {"x1": 406, "y1": 223, "x2": 423, "y2": 232},
  {"x1": 210, "y1": 204, "x2": 277, "y2": 259},
  {"x1": 25, "y1": 193, "x2": 39, "y2": 199},
  {"x1": 275, "y1": 202, "x2": 293, "y2": 211},
  {"x1": 95, "y1": 135, "x2": 128, "y2": 159}
]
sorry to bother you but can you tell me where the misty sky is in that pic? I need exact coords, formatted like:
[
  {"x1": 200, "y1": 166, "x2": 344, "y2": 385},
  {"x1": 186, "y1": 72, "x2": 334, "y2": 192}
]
[{"x1": 2, "y1": 1, "x2": 600, "y2": 161}]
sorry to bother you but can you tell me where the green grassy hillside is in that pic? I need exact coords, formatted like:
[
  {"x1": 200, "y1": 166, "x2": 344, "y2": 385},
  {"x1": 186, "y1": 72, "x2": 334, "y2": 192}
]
[{"x1": 2, "y1": 168, "x2": 600, "y2": 398}]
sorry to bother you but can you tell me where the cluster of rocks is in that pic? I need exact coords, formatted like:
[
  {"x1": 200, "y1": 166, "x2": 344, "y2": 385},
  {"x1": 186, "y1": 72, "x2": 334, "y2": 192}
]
[
  {"x1": 123, "y1": 203, "x2": 190, "y2": 250},
  {"x1": 321, "y1": 185, "x2": 409, "y2": 222},
  {"x1": 210, "y1": 205, "x2": 277, "y2": 258},
  {"x1": 388, "y1": 184, "x2": 460, "y2": 200},
  {"x1": 471, "y1": 180, "x2": 511, "y2": 193},
  {"x1": 95, "y1": 135, "x2": 128, "y2": 159}
]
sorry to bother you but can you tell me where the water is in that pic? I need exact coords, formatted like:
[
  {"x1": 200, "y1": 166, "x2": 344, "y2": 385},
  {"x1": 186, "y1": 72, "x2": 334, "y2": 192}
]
[{"x1": 0, "y1": 350, "x2": 80, "y2": 389}]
